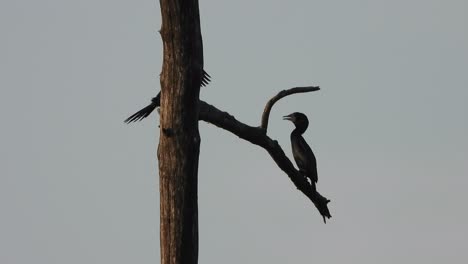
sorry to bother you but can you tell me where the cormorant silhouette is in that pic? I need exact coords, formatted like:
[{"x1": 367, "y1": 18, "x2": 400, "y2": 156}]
[
  {"x1": 124, "y1": 70, "x2": 211, "y2": 123},
  {"x1": 283, "y1": 112, "x2": 318, "y2": 189}
]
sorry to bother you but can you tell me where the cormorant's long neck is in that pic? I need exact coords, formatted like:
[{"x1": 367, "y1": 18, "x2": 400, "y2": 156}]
[{"x1": 293, "y1": 125, "x2": 307, "y2": 135}]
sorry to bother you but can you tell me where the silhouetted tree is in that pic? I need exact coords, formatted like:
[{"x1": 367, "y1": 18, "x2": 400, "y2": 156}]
[{"x1": 152, "y1": 1, "x2": 331, "y2": 263}]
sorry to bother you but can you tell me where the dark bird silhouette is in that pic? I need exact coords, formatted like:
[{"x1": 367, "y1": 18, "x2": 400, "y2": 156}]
[
  {"x1": 124, "y1": 70, "x2": 211, "y2": 123},
  {"x1": 283, "y1": 112, "x2": 318, "y2": 190}
]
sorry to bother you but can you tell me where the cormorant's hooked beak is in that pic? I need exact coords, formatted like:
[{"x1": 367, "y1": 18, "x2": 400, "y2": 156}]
[{"x1": 282, "y1": 114, "x2": 294, "y2": 122}]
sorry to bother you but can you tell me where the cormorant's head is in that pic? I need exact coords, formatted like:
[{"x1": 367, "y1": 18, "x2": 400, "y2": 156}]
[{"x1": 283, "y1": 112, "x2": 309, "y2": 131}]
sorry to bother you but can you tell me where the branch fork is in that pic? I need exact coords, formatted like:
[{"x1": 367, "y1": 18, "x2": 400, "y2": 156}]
[{"x1": 199, "y1": 86, "x2": 331, "y2": 222}]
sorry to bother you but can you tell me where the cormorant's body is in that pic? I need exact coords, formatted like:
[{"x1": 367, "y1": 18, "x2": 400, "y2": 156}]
[
  {"x1": 124, "y1": 70, "x2": 211, "y2": 123},
  {"x1": 283, "y1": 112, "x2": 317, "y2": 188}
]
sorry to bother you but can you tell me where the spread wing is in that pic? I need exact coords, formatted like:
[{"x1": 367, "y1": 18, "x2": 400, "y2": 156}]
[
  {"x1": 125, "y1": 70, "x2": 211, "y2": 123},
  {"x1": 201, "y1": 70, "x2": 211, "y2": 87},
  {"x1": 124, "y1": 95, "x2": 160, "y2": 123}
]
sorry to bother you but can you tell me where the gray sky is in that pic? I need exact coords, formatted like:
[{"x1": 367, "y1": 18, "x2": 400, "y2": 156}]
[{"x1": 2, "y1": 0, "x2": 468, "y2": 263}]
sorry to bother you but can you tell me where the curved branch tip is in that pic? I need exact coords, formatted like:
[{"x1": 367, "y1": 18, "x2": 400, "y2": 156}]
[{"x1": 261, "y1": 86, "x2": 320, "y2": 132}]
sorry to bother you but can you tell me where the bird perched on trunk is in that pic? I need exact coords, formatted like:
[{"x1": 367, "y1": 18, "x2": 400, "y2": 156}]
[
  {"x1": 124, "y1": 70, "x2": 211, "y2": 123},
  {"x1": 283, "y1": 112, "x2": 318, "y2": 190}
]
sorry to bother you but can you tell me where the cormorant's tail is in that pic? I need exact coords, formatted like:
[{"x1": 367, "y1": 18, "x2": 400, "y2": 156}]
[
  {"x1": 124, "y1": 70, "x2": 211, "y2": 123},
  {"x1": 311, "y1": 180, "x2": 317, "y2": 193}
]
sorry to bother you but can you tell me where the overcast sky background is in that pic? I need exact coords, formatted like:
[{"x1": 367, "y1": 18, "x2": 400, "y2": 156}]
[{"x1": 2, "y1": 0, "x2": 468, "y2": 263}]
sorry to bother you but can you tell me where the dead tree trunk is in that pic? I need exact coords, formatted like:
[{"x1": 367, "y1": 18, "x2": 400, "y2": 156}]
[
  {"x1": 127, "y1": 1, "x2": 332, "y2": 263},
  {"x1": 157, "y1": 1, "x2": 204, "y2": 264}
]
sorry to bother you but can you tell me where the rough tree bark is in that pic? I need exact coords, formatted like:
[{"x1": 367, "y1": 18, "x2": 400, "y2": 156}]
[{"x1": 157, "y1": 0, "x2": 204, "y2": 264}]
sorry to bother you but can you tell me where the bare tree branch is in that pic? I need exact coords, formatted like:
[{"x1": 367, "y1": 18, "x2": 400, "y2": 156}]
[
  {"x1": 199, "y1": 100, "x2": 332, "y2": 223},
  {"x1": 134, "y1": 87, "x2": 331, "y2": 222},
  {"x1": 260, "y1": 86, "x2": 320, "y2": 132}
]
